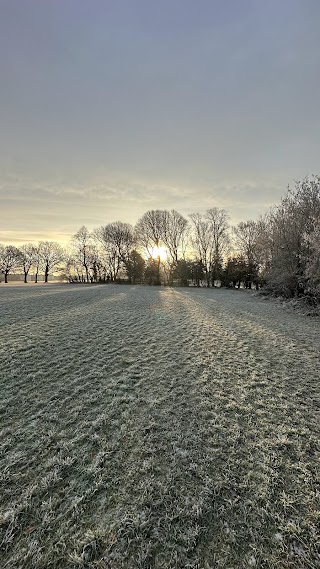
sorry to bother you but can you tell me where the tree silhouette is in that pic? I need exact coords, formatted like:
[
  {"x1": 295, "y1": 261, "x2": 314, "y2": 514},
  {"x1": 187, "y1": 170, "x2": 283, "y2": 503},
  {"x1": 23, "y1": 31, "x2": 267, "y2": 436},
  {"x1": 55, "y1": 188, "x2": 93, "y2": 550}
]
[
  {"x1": 0, "y1": 245, "x2": 22, "y2": 283},
  {"x1": 38, "y1": 241, "x2": 65, "y2": 283}
]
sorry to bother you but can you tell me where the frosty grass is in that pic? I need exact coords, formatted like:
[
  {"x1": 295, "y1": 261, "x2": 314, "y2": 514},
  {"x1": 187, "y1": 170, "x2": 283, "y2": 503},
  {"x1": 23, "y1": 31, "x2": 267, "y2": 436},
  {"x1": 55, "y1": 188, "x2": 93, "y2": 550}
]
[{"x1": 0, "y1": 284, "x2": 319, "y2": 568}]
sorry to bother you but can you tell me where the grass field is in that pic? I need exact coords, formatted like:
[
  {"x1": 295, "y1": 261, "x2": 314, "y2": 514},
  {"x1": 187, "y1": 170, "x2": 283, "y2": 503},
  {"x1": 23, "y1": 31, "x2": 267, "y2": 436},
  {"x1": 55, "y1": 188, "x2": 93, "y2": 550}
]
[{"x1": 0, "y1": 284, "x2": 319, "y2": 569}]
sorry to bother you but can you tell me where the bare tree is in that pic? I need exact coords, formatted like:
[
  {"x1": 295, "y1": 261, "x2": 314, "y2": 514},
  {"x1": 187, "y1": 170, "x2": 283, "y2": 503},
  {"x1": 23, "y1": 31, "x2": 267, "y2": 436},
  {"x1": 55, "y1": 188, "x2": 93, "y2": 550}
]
[
  {"x1": 72, "y1": 226, "x2": 92, "y2": 282},
  {"x1": 162, "y1": 210, "x2": 189, "y2": 264},
  {"x1": 206, "y1": 208, "x2": 230, "y2": 284},
  {"x1": 254, "y1": 215, "x2": 273, "y2": 274},
  {"x1": 0, "y1": 244, "x2": 4, "y2": 280},
  {"x1": 88, "y1": 244, "x2": 103, "y2": 282},
  {"x1": 189, "y1": 209, "x2": 231, "y2": 286},
  {"x1": 64, "y1": 253, "x2": 79, "y2": 283},
  {"x1": 38, "y1": 241, "x2": 65, "y2": 283},
  {"x1": 0, "y1": 245, "x2": 23, "y2": 283},
  {"x1": 135, "y1": 211, "x2": 166, "y2": 284},
  {"x1": 135, "y1": 210, "x2": 165, "y2": 256},
  {"x1": 20, "y1": 243, "x2": 36, "y2": 283},
  {"x1": 94, "y1": 222, "x2": 135, "y2": 282},
  {"x1": 233, "y1": 220, "x2": 259, "y2": 263},
  {"x1": 232, "y1": 221, "x2": 261, "y2": 289},
  {"x1": 189, "y1": 213, "x2": 212, "y2": 286},
  {"x1": 32, "y1": 244, "x2": 42, "y2": 283}
]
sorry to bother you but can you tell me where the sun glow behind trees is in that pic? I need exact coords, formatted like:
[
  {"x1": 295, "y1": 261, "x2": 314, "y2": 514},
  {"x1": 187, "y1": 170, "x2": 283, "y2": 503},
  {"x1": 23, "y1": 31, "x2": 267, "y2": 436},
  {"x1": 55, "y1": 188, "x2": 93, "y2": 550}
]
[
  {"x1": 0, "y1": 177, "x2": 319, "y2": 298},
  {"x1": 150, "y1": 246, "x2": 167, "y2": 262}
]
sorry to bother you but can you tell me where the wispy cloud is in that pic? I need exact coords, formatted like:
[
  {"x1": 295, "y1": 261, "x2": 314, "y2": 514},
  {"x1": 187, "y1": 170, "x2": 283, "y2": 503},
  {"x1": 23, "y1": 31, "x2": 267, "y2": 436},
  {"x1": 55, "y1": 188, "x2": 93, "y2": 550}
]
[{"x1": 0, "y1": 170, "x2": 288, "y2": 244}]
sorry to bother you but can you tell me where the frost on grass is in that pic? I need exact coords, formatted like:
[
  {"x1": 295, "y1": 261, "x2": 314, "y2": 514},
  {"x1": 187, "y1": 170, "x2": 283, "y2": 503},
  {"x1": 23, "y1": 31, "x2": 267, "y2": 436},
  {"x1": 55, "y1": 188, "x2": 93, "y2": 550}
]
[{"x1": 0, "y1": 284, "x2": 319, "y2": 568}]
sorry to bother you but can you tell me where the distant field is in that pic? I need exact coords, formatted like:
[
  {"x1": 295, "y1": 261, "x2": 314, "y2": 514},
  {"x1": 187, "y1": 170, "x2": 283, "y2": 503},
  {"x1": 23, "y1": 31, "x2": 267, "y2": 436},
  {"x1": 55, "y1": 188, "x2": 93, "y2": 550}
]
[{"x1": 0, "y1": 284, "x2": 319, "y2": 569}]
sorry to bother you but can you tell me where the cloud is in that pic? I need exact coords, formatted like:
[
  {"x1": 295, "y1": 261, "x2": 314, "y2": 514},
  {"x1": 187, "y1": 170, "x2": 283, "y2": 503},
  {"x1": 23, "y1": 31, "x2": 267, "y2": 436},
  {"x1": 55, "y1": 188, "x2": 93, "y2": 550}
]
[{"x1": 0, "y1": 169, "x2": 289, "y2": 245}]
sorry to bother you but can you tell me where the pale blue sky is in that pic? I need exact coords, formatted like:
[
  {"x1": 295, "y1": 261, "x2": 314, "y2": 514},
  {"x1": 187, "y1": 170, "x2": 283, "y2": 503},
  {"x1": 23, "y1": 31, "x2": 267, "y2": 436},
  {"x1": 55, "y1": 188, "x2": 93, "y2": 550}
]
[{"x1": 1, "y1": 0, "x2": 320, "y2": 243}]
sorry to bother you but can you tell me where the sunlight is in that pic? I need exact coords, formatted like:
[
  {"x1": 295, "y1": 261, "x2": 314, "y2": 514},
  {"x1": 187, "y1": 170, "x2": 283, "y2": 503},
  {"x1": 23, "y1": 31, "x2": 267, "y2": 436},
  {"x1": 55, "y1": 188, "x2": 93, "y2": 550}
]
[{"x1": 151, "y1": 245, "x2": 167, "y2": 261}]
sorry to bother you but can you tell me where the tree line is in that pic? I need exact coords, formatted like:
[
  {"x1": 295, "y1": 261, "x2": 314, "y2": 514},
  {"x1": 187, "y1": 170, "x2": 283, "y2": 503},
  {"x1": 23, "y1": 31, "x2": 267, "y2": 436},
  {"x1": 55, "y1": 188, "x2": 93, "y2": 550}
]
[{"x1": 1, "y1": 176, "x2": 319, "y2": 301}]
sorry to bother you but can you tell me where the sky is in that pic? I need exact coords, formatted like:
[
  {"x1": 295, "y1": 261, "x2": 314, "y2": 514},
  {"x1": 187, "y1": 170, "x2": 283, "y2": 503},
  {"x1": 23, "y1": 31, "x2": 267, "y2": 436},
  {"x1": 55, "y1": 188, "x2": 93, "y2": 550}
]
[{"x1": 1, "y1": 0, "x2": 320, "y2": 245}]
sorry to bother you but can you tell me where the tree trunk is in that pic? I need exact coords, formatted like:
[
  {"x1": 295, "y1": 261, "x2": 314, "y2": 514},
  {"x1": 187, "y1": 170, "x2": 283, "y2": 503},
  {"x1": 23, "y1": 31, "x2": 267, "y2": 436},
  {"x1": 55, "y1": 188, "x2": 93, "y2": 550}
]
[
  {"x1": 35, "y1": 270, "x2": 38, "y2": 283},
  {"x1": 24, "y1": 271, "x2": 28, "y2": 283},
  {"x1": 44, "y1": 264, "x2": 49, "y2": 283},
  {"x1": 156, "y1": 255, "x2": 161, "y2": 285},
  {"x1": 5, "y1": 271, "x2": 8, "y2": 283}
]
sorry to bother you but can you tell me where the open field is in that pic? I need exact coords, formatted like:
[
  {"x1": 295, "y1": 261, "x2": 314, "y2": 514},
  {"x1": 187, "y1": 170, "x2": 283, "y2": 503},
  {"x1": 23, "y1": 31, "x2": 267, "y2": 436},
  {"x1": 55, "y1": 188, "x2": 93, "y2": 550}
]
[{"x1": 0, "y1": 284, "x2": 319, "y2": 569}]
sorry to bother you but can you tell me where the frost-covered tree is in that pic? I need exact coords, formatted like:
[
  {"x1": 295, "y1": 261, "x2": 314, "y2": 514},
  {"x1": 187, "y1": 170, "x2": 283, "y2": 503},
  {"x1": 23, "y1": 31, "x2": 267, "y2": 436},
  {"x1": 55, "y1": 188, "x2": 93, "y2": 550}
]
[
  {"x1": 305, "y1": 221, "x2": 320, "y2": 298},
  {"x1": 266, "y1": 177, "x2": 320, "y2": 297}
]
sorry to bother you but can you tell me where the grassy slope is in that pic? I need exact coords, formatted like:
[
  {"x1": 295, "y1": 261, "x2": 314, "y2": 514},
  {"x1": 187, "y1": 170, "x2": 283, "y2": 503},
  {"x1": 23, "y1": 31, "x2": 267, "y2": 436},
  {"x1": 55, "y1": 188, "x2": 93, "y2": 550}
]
[{"x1": 0, "y1": 285, "x2": 319, "y2": 569}]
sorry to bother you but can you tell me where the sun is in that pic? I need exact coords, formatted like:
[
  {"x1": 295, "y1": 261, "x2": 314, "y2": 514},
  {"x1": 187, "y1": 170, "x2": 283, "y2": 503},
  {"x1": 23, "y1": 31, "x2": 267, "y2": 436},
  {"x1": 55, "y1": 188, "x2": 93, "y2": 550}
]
[{"x1": 151, "y1": 246, "x2": 167, "y2": 261}]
